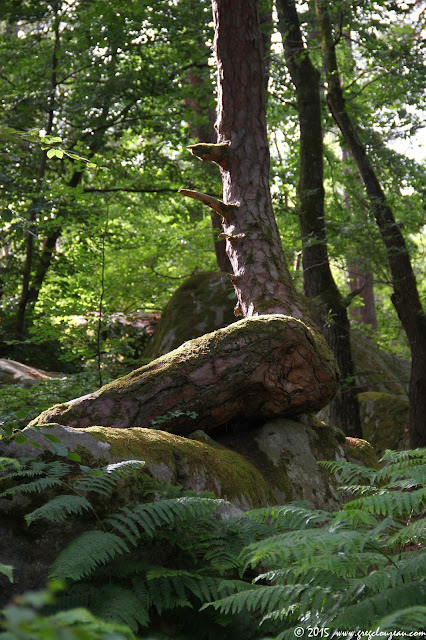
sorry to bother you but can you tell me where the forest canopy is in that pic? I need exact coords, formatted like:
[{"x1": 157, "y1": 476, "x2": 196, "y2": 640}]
[{"x1": 0, "y1": 0, "x2": 424, "y2": 367}]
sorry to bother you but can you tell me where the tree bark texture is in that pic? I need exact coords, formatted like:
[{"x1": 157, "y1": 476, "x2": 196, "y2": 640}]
[
  {"x1": 276, "y1": 0, "x2": 361, "y2": 437},
  {"x1": 30, "y1": 315, "x2": 339, "y2": 433},
  {"x1": 185, "y1": 69, "x2": 232, "y2": 273},
  {"x1": 347, "y1": 262, "x2": 377, "y2": 329},
  {"x1": 315, "y1": 0, "x2": 426, "y2": 447},
  {"x1": 183, "y1": 0, "x2": 308, "y2": 320}
]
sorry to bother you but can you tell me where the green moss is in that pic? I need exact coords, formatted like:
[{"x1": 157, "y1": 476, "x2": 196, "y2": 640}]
[
  {"x1": 344, "y1": 437, "x2": 379, "y2": 469},
  {"x1": 86, "y1": 427, "x2": 276, "y2": 508},
  {"x1": 358, "y1": 391, "x2": 409, "y2": 456},
  {"x1": 143, "y1": 271, "x2": 236, "y2": 359}
]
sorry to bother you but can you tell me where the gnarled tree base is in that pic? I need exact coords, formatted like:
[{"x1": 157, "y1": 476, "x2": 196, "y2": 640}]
[{"x1": 30, "y1": 315, "x2": 339, "y2": 434}]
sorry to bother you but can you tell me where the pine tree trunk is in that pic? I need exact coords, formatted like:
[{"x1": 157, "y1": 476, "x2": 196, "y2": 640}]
[
  {"x1": 276, "y1": 0, "x2": 362, "y2": 437},
  {"x1": 30, "y1": 315, "x2": 339, "y2": 432},
  {"x1": 315, "y1": 0, "x2": 426, "y2": 447},
  {"x1": 183, "y1": 0, "x2": 308, "y2": 320}
]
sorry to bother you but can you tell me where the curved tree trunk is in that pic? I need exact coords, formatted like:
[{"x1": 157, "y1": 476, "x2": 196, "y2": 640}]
[
  {"x1": 181, "y1": 0, "x2": 308, "y2": 321},
  {"x1": 315, "y1": 0, "x2": 426, "y2": 447},
  {"x1": 276, "y1": 0, "x2": 361, "y2": 437}
]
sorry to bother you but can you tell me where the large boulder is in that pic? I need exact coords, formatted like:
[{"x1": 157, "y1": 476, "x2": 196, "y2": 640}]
[
  {"x1": 358, "y1": 391, "x2": 409, "y2": 455},
  {"x1": 0, "y1": 418, "x2": 376, "y2": 605},
  {"x1": 142, "y1": 272, "x2": 410, "y2": 452},
  {"x1": 29, "y1": 315, "x2": 339, "y2": 434},
  {"x1": 143, "y1": 271, "x2": 236, "y2": 358},
  {"x1": 1, "y1": 418, "x2": 371, "y2": 513}
]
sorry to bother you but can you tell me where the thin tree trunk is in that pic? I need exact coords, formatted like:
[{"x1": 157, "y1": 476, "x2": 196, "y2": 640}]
[
  {"x1": 347, "y1": 261, "x2": 377, "y2": 328},
  {"x1": 315, "y1": 0, "x2": 426, "y2": 447},
  {"x1": 276, "y1": 0, "x2": 361, "y2": 437},
  {"x1": 15, "y1": 13, "x2": 60, "y2": 339}
]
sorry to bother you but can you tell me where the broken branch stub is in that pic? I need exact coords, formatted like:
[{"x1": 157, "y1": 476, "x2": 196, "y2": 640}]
[
  {"x1": 186, "y1": 141, "x2": 231, "y2": 166},
  {"x1": 30, "y1": 315, "x2": 339, "y2": 434},
  {"x1": 178, "y1": 189, "x2": 237, "y2": 221}
]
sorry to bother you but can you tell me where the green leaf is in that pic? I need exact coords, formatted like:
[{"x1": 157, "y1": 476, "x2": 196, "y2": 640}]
[
  {"x1": 0, "y1": 563, "x2": 14, "y2": 583},
  {"x1": 67, "y1": 451, "x2": 82, "y2": 462},
  {"x1": 1, "y1": 208, "x2": 13, "y2": 222},
  {"x1": 45, "y1": 148, "x2": 64, "y2": 159},
  {"x1": 29, "y1": 440, "x2": 42, "y2": 449},
  {"x1": 15, "y1": 226, "x2": 24, "y2": 240},
  {"x1": 42, "y1": 433, "x2": 62, "y2": 443},
  {"x1": 14, "y1": 434, "x2": 28, "y2": 444},
  {"x1": 49, "y1": 441, "x2": 69, "y2": 457}
]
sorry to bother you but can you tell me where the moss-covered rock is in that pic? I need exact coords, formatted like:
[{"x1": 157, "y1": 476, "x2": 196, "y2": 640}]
[
  {"x1": 143, "y1": 271, "x2": 236, "y2": 358},
  {"x1": 209, "y1": 415, "x2": 353, "y2": 509},
  {"x1": 2, "y1": 423, "x2": 274, "y2": 511},
  {"x1": 2, "y1": 416, "x2": 360, "y2": 511},
  {"x1": 30, "y1": 315, "x2": 339, "y2": 434},
  {"x1": 358, "y1": 391, "x2": 409, "y2": 456},
  {"x1": 343, "y1": 436, "x2": 380, "y2": 468},
  {"x1": 351, "y1": 333, "x2": 409, "y2": 397}
]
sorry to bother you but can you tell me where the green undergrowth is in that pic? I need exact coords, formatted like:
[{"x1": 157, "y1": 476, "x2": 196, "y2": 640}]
[
  {"x1": 0, "y1": 369, "x2": 117, "y2": 434},
  {"x1": 1, "y1": 446, "x2": 425, "y2": 639}
]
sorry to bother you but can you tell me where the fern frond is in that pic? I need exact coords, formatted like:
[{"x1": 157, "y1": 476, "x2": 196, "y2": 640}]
[
  {"x1": 49, "y1": 530, "x2": 129, "y2": 581},
  {"x1": 346, "y1": 487, "x2": 425, "y2": 517},
  {"x1": 332, "y1": 507, "x2": 380, "y2": 529},
  {"x1": 90, "y1": 584, "x2": 150, "y2": 631},
  {"x1": 0, "y1": 459, "x2": 46, "y2": 480},
  {"x1": 319, "y1": 460, "x2": 377, "y2": 485},
  {"x1": 203, "y1": 545, "x2": 244, "y2": 573},
  {"x1": 1, "y1": 475, "x2": 63, "y2": 496},
  {"x1": 106, "y1": 496, "x2": 223, "y2": 543},
  {"x1": 243, "y1": 528, "x2": 368, "y2": 569},
  {"x1": 45, "y1": 460, "x2": 74, "y2": 477},
  {"x1": 145, "y1": 573, "x2": 193, "y2": 614},
  {"x1": 74, "y1": 460, "x2": 145, "y2": 497},
  {"x1": 332, "y1": 582, "x2": 426, "y2": 630},
  {"x1": 203, "y1": 583, "x2": 327, "y2": 618},
  {"x1": 380, "y1": 448, "x2": 426, "y2": 464},
  {"x1": 375, "y1": 462, "x2": 426, "y2": 488},
  {"x1": 244, "y1": 503, "x2": 331, "y2": 530},
  {"x1": 376, "y1": 605, "x2": 426, "y2": 632},
  {"x1": 25, "y1": 494, "x2": 93, "y2": 525},
  {"x1": 386, "y1": 519, "x2": 426, "y2": 547}
]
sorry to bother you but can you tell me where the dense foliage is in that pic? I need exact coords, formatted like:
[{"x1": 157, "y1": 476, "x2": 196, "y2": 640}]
[
  {"x1": 1, "y1": 447, "x2": 425, "y2": 638},
  {"x1": 0, "y1": 0, "x2": 424, "y2": 366}
]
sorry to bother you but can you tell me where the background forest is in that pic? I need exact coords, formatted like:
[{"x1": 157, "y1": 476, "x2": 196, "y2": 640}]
[
  {"x1": 0, "y1": 0, "x2": 424, "y2": 370},
  {"x1": 0, "y1": 0, "x2": 426, "y2": 638}
]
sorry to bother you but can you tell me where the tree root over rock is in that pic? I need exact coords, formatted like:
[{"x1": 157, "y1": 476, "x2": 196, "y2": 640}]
[{"x1": 30, "y1": 315, "x2": 339, "y2": 435}]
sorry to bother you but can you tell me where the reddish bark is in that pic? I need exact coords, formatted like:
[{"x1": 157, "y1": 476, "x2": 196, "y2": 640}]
[
  {"x1": 182, "y1": 0, "x2": 308, "y2": 321},
  {"x1": 30, "y1": 315, "x2": 339, "y2": 433}
]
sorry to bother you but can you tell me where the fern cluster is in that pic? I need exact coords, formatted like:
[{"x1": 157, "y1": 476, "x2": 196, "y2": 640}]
[
  {"x1": 1, "y1": 455, "x2": 259, "y2": 639},
  {"x1": 1, "y1": 449, "x2": 425, "y2": 639},
  {"x1": 205, "y1": 448, "x2": 426, "y2": 638}
]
